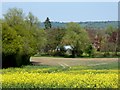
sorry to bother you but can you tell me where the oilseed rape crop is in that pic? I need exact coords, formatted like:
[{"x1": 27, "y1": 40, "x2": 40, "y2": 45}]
[{"x1": 1, "y1": 66, "x2": 119, "y2": 88}]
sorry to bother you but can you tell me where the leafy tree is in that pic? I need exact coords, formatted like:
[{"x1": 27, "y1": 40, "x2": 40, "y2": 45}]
[
  {"x1": 25, "y1": 12, "x2": 47, "y2": 54},
  {"x1": 0, "y1": 19, "x2": 2, "y2": 54},
  {"x1": 3, "y1": 8, "x2": 24, "y2": 26},
  {"x1": 2, "y1": 22, "x2": 24, "y2": 67},
  {"x1": 44, "y1": 17, "x2": 52, "y2": 29},
  {"x1": 61, "y1": 22, "x2": 90, "y2": 57},
  {"x1": 102, "y1": 26, "x2": 118, "y2": 56},
  {"x1": 2, "y1": 8, "x2": 46, "y2": 68},
  {"x1": 117, "y1": 30, "x2": 120, "y2": 53},
  {"x1": 108, "y1": 30, "x2": 119, "y2": 55},
  {"x1": 44, "y1": 27, "x2": 65, "y2": 55},
  {"x1": 0, "y1": 20, "x2": 1, "y2": 68},
  {"x1": 26, "y1": 12, "x2": 40, "y2": 28}
]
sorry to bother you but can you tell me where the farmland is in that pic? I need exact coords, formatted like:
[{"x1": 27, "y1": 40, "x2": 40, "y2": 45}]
[
  {"x1": 1, "y1": 3, "x2": 120, "y2": 89},
  {"x1": 31, "y1": 57, "x2": 118, "y2": 67},
  {"x1": 1, "y1": 57, "x2": 119, "y2": 88}
]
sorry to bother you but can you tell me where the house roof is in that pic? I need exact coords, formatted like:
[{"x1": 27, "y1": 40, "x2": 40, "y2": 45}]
[{"x1": 63, "y1": 45, "x2": 73, "y2": 50}]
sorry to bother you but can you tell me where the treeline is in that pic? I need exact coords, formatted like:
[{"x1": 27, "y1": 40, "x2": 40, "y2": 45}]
[
  {"x1": 1, "y1": 8, "x2": 120, "y2": 68},
  {"x1": 40, "y1": 21, "x2": 118, "y2": 29},
  {"x1": 86, "y1": 26, "x2": 120, "y2": 56}
]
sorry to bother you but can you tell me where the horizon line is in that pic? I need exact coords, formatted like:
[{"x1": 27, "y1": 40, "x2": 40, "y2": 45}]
[{"x1": 41, "y1": 20, "x2": 118, "y2": 23}]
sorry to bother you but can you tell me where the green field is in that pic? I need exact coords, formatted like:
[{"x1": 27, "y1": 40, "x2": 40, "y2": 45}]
[{"x1": 1, "y1": 58, "x2": 119, "y2": 88}]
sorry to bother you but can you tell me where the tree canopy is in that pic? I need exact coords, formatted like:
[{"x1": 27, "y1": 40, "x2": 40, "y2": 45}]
[
  {"x1": 61, "y1": 22, "x2": 90, "y2": 57},
  {"x1": 2, "y1": 8, "x2": 47, "y2": 68}
]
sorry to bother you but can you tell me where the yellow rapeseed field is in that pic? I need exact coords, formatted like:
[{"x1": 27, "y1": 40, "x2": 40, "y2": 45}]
[{"x1": 1, "y1": 66, "x2": 119, "y2": 88}]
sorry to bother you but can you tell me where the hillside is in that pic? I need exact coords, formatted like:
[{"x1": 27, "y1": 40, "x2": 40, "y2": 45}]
[{"x1": 40, "y1": 21, "x2": 118, "y2": 29}]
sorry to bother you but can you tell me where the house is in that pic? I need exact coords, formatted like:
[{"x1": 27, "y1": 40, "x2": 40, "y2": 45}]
[{"x1": 55, "y1": 45, "x2": 73, "y2": 55}]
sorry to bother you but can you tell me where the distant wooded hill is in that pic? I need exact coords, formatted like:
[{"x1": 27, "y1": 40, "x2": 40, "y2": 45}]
[{"x1": 40, "y1": 21, "x2": 118, "y2": 29}]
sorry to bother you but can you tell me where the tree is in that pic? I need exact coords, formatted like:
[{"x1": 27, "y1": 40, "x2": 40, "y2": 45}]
[
  {"x1": 3, "y1": 8, "x2": 24, "y2": 26},
  {"x1": 25, "y1": 12, "x2": 47, "y2": 54},
  {"x1": 2, "y1": 22, "x2": 24, "y2": 67},
  {"x1": 26, "y1": 12, "x2": 40, "y2": 27},
  {"x1": 61, "y1": 22, "x2": 90, "y2": 57},
  {"x1": 117, "y1": 30, "x2": 120, "y2": 53},
  {"x1": 85, "y1": 44, "x2": 95, "y2": 57},
  {"x1": 44, "y1": 17, "x2": 52, "y2": 29},
  {"x1": 2, "y1": 8, "x2": 47, "y2": 68},
  {"x1": 97, "y1": 25, "x2": 119, "y2": 57},
  {"x1": 108, "y1": 30, "x2": 119, "y2": 55},
  {"x1": 103, "y1": 26, "x2": 118, "y2": 55},
  {"x1": 105, "y1": 25, "x2": 115, "y2": 36},
  {"x1": 0, "y1": 19, "x2": 1, "y2": 68},
  {"x1": 44, "y1": 27, "x2": 65, "y2": 55}
]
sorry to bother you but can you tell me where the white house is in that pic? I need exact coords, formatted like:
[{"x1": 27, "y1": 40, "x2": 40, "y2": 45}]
[{"x1": 55, "y1": 45, "x2": 73, "y2": 55}]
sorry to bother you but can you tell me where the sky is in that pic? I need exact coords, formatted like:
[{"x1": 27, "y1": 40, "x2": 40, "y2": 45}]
[
  {"x1": 1, "y1": 2, "x2": 118, "y2": 22},
  {"x1": 1, "y1": 0, "x2": 120, "y2": 2}
]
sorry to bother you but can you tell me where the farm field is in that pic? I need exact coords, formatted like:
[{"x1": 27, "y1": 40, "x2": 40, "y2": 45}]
[
  {"x1": 1, "y1": 57, "x2": 119, "y2": 88},
  {"x1": 30, "y1": 57, "x2": 118, "y2": 67},
  {"x1": 1, "y1": 2, "x2": 120, "y2": 89}
]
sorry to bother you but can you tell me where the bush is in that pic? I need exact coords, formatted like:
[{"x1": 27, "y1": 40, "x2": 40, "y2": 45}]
[{"x1": 85, "y1": 45, "x2": 95, "y2": 57}]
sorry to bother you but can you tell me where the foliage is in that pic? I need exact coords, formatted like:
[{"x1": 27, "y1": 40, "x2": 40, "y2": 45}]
[
  {"x1": 44, "y1": 17, "x2": 52, "y2": 29},
  {"x1": 44, "y1": 27, "x2": 65, "y2": 54},
  {"x1": 40, "y1": 21, "x2": 118, "y2": 29},
  {"x1": 2, "y1": 8, "x2": 47, "y2": 68},
  {"x1": 3, "y1": 8, "x2": 24, "y2": 27},
  {"x1": 26, "y1": 12, "x2": 40, "y2": 27},
  {"x1": 0, "y1": 20, "x2": 2, "y2": 55},
  {"x1": 61, "y1": 22, "x2": 90, "y2": 57},
  {"x1": 85, "y1": 44, "x2": 95, "y2": 57},
  {"x1": 100, "y1": 26, "x2": 118, "y2": 55},
  {"x1": 105, "y1": 25, "x2": 116, "y2": 36}
]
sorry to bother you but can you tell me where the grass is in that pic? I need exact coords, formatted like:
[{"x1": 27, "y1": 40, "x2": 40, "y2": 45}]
[
  {"x1": 1, "y1": 60, "x2": 119, "y2": 88},
  {"x1": 2, "y1": 61, "x2": 119, "y2": 74}
]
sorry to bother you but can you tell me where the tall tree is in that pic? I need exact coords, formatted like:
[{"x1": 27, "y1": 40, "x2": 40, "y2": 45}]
[
  {"x1": 100, "y1": 26, "x2": 118, "y2": 56},
  {"x1": 26, "y1": 12, "x2": 40, "y2": 27},
  {"x1": 44, "y1": 17, "x2": 52, "y2": 29},
  {"x1": 45, "y1": 27, "x2": 65, "y2": 53},
  {"x1": 61, "y1": 22, "x2": 90, "y2": 57},
  {"x1": 2, "y1": 8, "x2": 47, "y2": 68}
]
